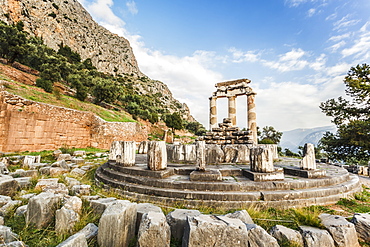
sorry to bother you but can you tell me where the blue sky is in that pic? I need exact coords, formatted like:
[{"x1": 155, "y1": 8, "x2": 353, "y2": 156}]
[{"x1": 78, "y1": 0, "x2": 370, "y2": 131}]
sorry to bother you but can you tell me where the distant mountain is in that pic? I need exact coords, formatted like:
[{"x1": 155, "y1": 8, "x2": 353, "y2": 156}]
[{"x1": 280, "y1": 126, "x2": 336, "y2": 153}]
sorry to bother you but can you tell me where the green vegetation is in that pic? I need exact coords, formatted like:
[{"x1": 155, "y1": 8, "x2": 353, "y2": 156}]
[
  {"x1": 0, "y1": 21, "x2": 203, "y2": 133},
  {"x1": 258, "y1": 126, "x2": 283, "y2": 144},
  {"x1": 320, "y1": 64, "x2": 370, "y2": 164}
]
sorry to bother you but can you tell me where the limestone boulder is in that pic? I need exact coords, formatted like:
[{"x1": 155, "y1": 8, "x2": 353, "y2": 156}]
[
  {"x1": 14, "y1": 177, "x2": 32, "y2": 188},
  {"x1": 319, "y1": 213, "x2": 359, "y2": 247},
  {"x1": 50, "y1": 167, "x2": 69, "y2": 176},
  {"x1": 22, "y1": 155, "x2": 41, "y2": 168},
  {"x1": 351, "y1": 212, "x2": 370, "y2": 242},
  {"x1": 56, "y1": 207, "x2": 80, "y2": 235},
  {"x1": 51, "y1": 160, "x2": 70, "y2": 170},
  {"x1": 14, "y1": 205, "x2": 27, "y2": 217},
  {"x1": 246, "y1": 224, "x2": 280, "y2": 247},
  {"x1": 224, "y1": 210, "x2": 254, "y2": 224},
  {"x1": 205, "y1": 144, "x2": 224, "y2": 164},
  {"x1": 57, "y1": 154, "x2": 72, "y2": 161},
  {"x1": 299, "y1": 225, "x2": 335, "y2": 247},
  {"x1": 35, "y1": 178, "x2": 59, "y2": 191},
  {"x1": 0, "y1": 163, "x2": 9, "y2": 175},
  {"x1": 56, "y1": 232, "x2": 88, "y2": 247},
  {"x1": 147, "y1": 141, "x2": 167, "y2": 171},
  {"x1": 90, "y1": 197, "x2": 117, "y2": 215},
  {"x1": 223, "y1": 145, "x2": 238, "y2": 163},
  {"x1": 64, "y1": 196, "x2": 83, "y2": 214},
  {"x1": 71, "y1": 185, "x2": 91, "y2": 196},
  {"x1": 270, "y1": 225, "x2": 304, "y2": 246},
  {"x1": 65, "y1": 177, "x2": 81, "y2": 188},
  {"x1": 98, "y1": 200, "x2": 137, "y2": 247},
  {"x1": 70, "y1": 168, "x2": 86, "y2": 177},
  {"x1": 137, "y1": 211, "x2": 170, "y2": 247},
  {"x1": 26, "y1": 192, "x2": 62, "y2": 229},
  {"x1": 183, "y1": 215, "x2": 249, "y2": 247},
  {"x1": 0, "y1": 225, "x2": 18, "y2": 244},
  {"x1": 166, "y1": 209, "x2": 201, "y2": 240},
  {"x1": 53, "y1": 150, "x2": 62, "y2": 159},
  {"x1": 73, "y1": 151, "x2": 86, "y2": 157},
  {"x1": 0, "y1": 175, "x2": 19, "y2": 197},
  {"x1": 43, "y1": 183, "x2": 69, "y2": 195},
  {"x1": 136, "y1": 203, "x2": 162, "y2": 233}
]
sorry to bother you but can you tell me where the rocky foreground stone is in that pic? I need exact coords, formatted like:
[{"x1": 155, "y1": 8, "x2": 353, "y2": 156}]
[{"x1": 0, "y1": 151, "x2": 368, "y2": 247}]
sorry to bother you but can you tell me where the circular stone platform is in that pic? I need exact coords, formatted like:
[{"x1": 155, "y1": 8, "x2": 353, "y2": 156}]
[{"x1": 95, "y1": 155, "x2": 361, "y2": 209}]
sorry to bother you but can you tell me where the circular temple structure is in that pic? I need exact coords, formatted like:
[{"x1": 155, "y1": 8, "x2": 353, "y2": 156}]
[{"x1": 95, "y1": 155, "x2": 361, "y2": 209}]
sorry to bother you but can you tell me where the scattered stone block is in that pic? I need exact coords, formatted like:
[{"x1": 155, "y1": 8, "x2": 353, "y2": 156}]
[
  {"x1": 299, "y1": 225, "x2": 335, "y2": 247},
  {"x1": 250, "y1": 146, "x2": 274, "y2": 173},
  {"x1": 0, "y1": 216, "x2": 3, "y2": 225},
  {"x1": 53, "y1": 150, "x2": 62, "y2": 159},
  {"x1": 50, "y1": 167, "x2": 69, "y2": 177},
  {"x1": 0, "y1": 200, "x2": 21, "y2": 216},
  {"x1": 70, "y1": 168, "x2": 86, "y2": 177},
  {"x1": 116, "y1": 141, "x2": 136, "y2": 167},
  {"x1": 73, "y1": 151, "x2": 86, "y2": 157},
  {"x1": 224, "y1": 210, "x2": 254, "y2": 224},
  {"x1": 56, "y1": 207, "x2": 80, "y2": 235},
  {"x1": 14, "y1": 205, "x2": 27, "y2": 217},
  {"x1": 138, "y1": 211, "x2": 170, "y2": 247},
  {"x1": 0, "y1": 196, "x2": 11, "y2": 207},
  {"x1": 246, "y1": 224, "x2": 280, "y2": 247},
  {"x1": 183, "y1": 215, "x2": 249, "y2": 246},
  {"x1": 78, "y1": 223, "x2": 99, "y2": 241},
  {"x1": 98, "y1": 200, "x2": 137, "y2": 247},
  {"x1": 319, "y1": 213, "x2": 359, "y2": 247},
  {"x1": 43, "y1": 183, "x2": 69, "y2": 195},
  {"x1": 0, "y1": 163, "x2": 9, "y2": 175},
  {"x1": 0, "y1": 225, "x2": 18, "y2": 244},
  {"x1": 90, "y1": 197, "x2": 117, "y2": 215},
  {"x1": 0, "y1": 175, "x2": 19, "y2": 197},
  {"x1": 351, "y1": 212, "x2": 370, "y2": 242},
  {"x1": 58, "y1": 154, "x2": 72, "y2": 161},
  {"x1": 12, "y1": 169, "x2": 38, "y2": 178},
  {"x1": 56, "y1": 232, "x2": 88, "y2": 247},
  {"x1": 65, "y1": 177, "x2": 81, "y2": 188},
  {"x1": 205, "y1": 144, "x2": 224, "y2": 164},
  {"x1": 28, "y1": 163, "x2": 49, "y2": 170},
  {"x1": 195, "y1": 141, "x2": 206, "y2": 171},
  {"x1": 166, "y1": 209, "x2": 201, "y2": 240},
  {"x1": 14, "y1": 177, "x2": 31, "y2": 189},
  {"x1": 71, "y1": 158, "x2": 85, "y2": 165},
  {"x1": 190, "y1": 169, "x2": 222, "y2": 181},
  {"x1": 34, "y1": 178, "x2": 59, "y2": 191},
  {"x1": 22, "y1": 155, "x2": 41, "y2": 168},
  {"x1": 300, "y1": 143, "x2": 316, "y2": 170},
  {"x1": 136, "y1": 203, "x2": 162, "y2": 233},
  {"x1": 147, "y1": 141, "x2": 167, "y2": 171},
  {"x1": 26, "y1": 192, "x2": 62, "y2": 229},
  {"x1": 19, "y1": 193, "x2": 35, "y2": 200},
  {"x1": 80, "y1": 165, "x2": 93, "y2": 171},
  {"x1": 71, "y1": 185, "x2": 91, "y2": 196},
  {"x1": 39, "y1": 166, "x2": 51, "y2": 175},
  {"x1": 64, "y1": 196, "x2": 83, "y2": 214},
  {"x1": 270, "y1": 225, "x2": 304, "y2": 247},
  {"x1": 0, "y1": 241, "x2": 27, "y2": 247},
  {"x1": 52, "y1": 160, "x2": 70, "y2": 170}
]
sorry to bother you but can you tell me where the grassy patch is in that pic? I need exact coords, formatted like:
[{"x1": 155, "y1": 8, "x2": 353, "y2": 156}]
[{"x1": 336, "y1": 188, "x2": 370, "y2": 213}]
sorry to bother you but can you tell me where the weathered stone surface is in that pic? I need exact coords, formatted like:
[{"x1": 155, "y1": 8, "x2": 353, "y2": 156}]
[
  {"x1": 190, "y1": 169, "x2": 222, "y2": 181},
  {"x1": 28, "y1": 163, "x2": 49, "y2": 170},
  {"x1": 52, "y1": 160, "x2": 70, "y2": 170},
  {"x1": 116, "y1": 141, "x2": 136, "y2": 167},
  {"x1": 0, "y1": 225, "x2": 18, "y2": 244},
  {"x1": 0, "y1": 163, "x2": 8, "y2": 175},
  {"x1": 172, "y1": 145, "x2": 185, "y2": 163},
  {"x1": 319, "y1": 213, "x2": 359, "y2": 247},
  {"x1": 166, "y1": 209, "x2": 201, "y2": 240},
  {"x1": 147, "y1": 141, "x2": 167, "y2": 171},
  {"x1": 205, "y1": 144, "x2": 224, "y2": 164},
  {"x1": 50, "y1": 167, "x2": 69, "y2": 177},
  {"x1": 299, "y1": 225, "x2": 335, "y2": 247},
  {"x1": 250, "y1": 146, "x2": 274, "y2": 173},
  {"x1": 58, "y1": 154, "x2": 72, "y2": 161},
  {"x1": 11, "y1": 169, "x2": 37, "y2": 178},
  {"x1": 14, "y1": 205, "x2": 27, "y2": 217},
  {"x1": 184, "y1": 144, "x2": 196, "y2": 163},
  {"x1": 98, "y1": 200, "x2": 137, "y2": 247},
  {"x1": 70, "y1": 168, "x2": 86, "y2": 177},
  {"x1": 39, "y1": 166, "x2": 51, "y2": 175},
  {"x1": 137, "y1": 211, "x2": 170, "y2": 247},
  {"x1": 71, "y1": 158, "x2": 85, "y2": 165},
  {"x1": 65, "y1": 177, "x2": 81, "y2": 188},
  {"x1": 236, "y1": 144, "x2": 250, "y2": 163},
  {"x1": 138, "y1": 141, "x2": 149, "y2": 154},
  {"x1": 300, "y1": 143, "x2": 316, "y2": 170},
  {"x1": 224, "y1": 210, "x2": 254, "y2": 224},
  {"x1": 56, "y1": 232, "x2": 88, "y2": 247},
  {"x1": 0, "y1": 196, "x2": 11, "y2": 207},
  {"x1": 35, "y1": 178, "x2": 59, "y2": 190},
  {"x1": 351, "y1": 212, "x2": 370, "y2": 242},
  {"x1": 246, "y1": 224, "x2": 280, "y2": 247},
  {"x1": 53, "y1": 150, "x2": 62, "y2": 159},
  {"x1": 0, "y1": 175, "x2": 19, "y2": 197},
  {"x1": 196, "y1": 141, "x2": 206, "y2": 171},
  {"x1": 90, "y1": 197, "x2": 117, "y2": 215},
  {"x1": 56, "y1": 207, "x2": 80, "y2": 235},
  {"x1": 0, "y1": 200, "x2": 21, "y2": 216},
  {"x1": 270, "y1": 225, "x2": 304, "y2": 246},
  {"x1": 71, "y1": 185, "x2": 91, "y2": 196},
  {"x1": 73, "y1": 151, "x2": 86, "y2": 157},
  {"x1": 22, "y1": 155, "x2": 41, "y2": 168},
  {"x1": 259, "y1": 144, "x2": 279, "y2": 160},
  {"x1": 0, "y1": 240, "x2": 26, "y2": 247},
  {"x1": 43, "y1": 183, "x2": 69, "y2": 195},
  {"x1": 183, "y1": 215, "x2": 249, "y2": 247},
  {"x1": 109, "y1": 141, "x2": 123, "y2": 161},
  {"x1": 64, "y1": 196, "x2": 83, "y2": 214},
  {"x1": 136, "y1": 203, "x2": 162, "y2": 233},
  {"x1": 223, "y1": 145, "x2": 238, "y2": 163},
  {"x1": 0, "y1": 216, "x2": 3, "y2": 225},
  {"x1": 26, "y1": 192, "x2": 62, "y2": 229}
]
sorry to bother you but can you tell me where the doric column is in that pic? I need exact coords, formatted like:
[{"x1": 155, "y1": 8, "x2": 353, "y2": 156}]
[
  {"x1": 247, "y1": 93, "x2": 257, "y2": 144},
  {"x1": 228, "y1": 96, "x2": 237, "y2": 127},
  {"x1": 209, "y1": 96, "x2": 217, "y2": 130}
]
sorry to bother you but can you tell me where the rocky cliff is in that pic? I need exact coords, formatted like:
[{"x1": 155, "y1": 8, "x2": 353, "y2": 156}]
[{"x1": 0, "y1": 0, "x2": 195, "y2": 123}]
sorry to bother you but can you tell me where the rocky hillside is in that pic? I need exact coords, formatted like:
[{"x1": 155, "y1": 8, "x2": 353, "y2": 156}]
[{"x1": 0, "y1": 0, "x2": 195, "y2": 123}]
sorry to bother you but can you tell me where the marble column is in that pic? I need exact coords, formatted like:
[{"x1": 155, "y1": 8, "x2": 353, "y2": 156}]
[
  {"x1": 209, "y1": 96, "x2": 217, "y2": 130},
  {"x1": 196, "y1": 141, "x2": 206, "y2": 171},
  {"x1": 228, "y1": 96, "x2": 237, "y2": 127},
  {"x1": 247, "y1": 94, "x2": 257, "y2": 144}
]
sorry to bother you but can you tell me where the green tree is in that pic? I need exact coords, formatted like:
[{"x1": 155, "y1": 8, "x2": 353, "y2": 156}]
[
  {"x1": 0, "y1": 21, "x2": 29, "y2": 63},
  {"x1": 319, "y1": 64, "x2": 370, "y2": 163},
  {"x1": 92, "y1": 78, "x2": 122, "y2": 103},
  {"x1": 57, "y1": 43, "x2": 81, "y2": 63},
  {"x1": 164, "y1": 113, "x2": 183, "y2": 132},
  {"x1": 258, "y1": 126, "x2": 283, "y2": 144}
]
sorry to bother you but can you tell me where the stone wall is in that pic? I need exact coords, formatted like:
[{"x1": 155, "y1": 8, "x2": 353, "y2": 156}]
[{"x1": 0, "y1": 90, "x2": 148, "y2": 152}]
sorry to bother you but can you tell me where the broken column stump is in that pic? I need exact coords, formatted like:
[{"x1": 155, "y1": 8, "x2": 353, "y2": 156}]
[{"x1": 147, "y1": 141, "x2": 167, "y2": 171}]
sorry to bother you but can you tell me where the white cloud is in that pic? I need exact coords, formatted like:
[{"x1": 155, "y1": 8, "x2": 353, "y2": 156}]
[
  {"x1": 307, "y1": 8, "x2": 316, "y2": 17},
  {"x1": 329, "y1": 40, "x2": 346, "y2": 52},
  {"x1": 309, "y1": 54, "x2": 327, "y2": 70},
  {"x1": 262, "y1": 48, "x2": 309, "y2": 72},
  {"x1": 333, "y1": 14, "x2": 360, "y2": 31},
  {"x1": 341, "y1": 22, "x2": 370, "y2": 59},
  {"x1": 326, "y1": 62, "x2": 351, "y2": 77},
  {"x1": 228, "y1": 47, "x2": 260, "y2": 63},
  {"x1": 328, "y1": 33, "x2": 350, "y2": 42},
  {"x1": 126, "y1": 1, "x2": 138, "y2": 15}
]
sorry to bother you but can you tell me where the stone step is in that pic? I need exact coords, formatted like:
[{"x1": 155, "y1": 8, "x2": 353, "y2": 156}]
[
  {"x1": 102, "y1": 163, "x2": 351, "y2": 192},
  {"x1": 96, "y1": 165, "x2": 360, "y2": 203}
]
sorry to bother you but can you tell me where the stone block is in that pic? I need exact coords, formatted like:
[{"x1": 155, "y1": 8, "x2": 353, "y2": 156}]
[
  {"x1": 109, "y1": 141, "x2": 123, "y2": 161},
  {"x1": 195, "y1": 141, "x2": 206, "y2": 171},
  {"x1": 189, "y1": 169, "x2": 222, "y2": 181},
  {"x1": 236, "y1": 144, "x2": 250, "y2": 163},
  {"x1": 0, "y1": 200, "x2": 21, "y2": 216},
  {"x1": 166, "y1": 209, "x2": 201, "y2": 240},
  {"x1": 71, "y1": 158, "x2": 85, "y2": 165},
  {"x1": 58, "y1": 154, "x2": 72, "y2": 161},
  {"x1": 250, "y1": 146, "x2": 274, "y2": 173},
  {"x1": 39, "y1": 166, "x2": 51, "y2": 175},
  {"x1": 243, "y1": 168, "x2": 284, "y2": 182},
  {"x1": 116, "y1": 141, "x2": 136, "y2": 167},
  {"x1": 64, "y1": 196, "x2": 82, "y2": 214},
  {"x1": 71, "y1": 185, "x2": 91, "y2": 196},
  {"x1": 28, "y1": 163, "x2": 49, "y2": 170},
  {"x1": 55, "y1": 232, "x2": 88, "y2": 247},
  {"x1": 73, "y1": 151, "x2": 86, "y2": 157},
  {"x1": 283, "y1": 166, "x2": 326, "y2": 178},
  {"x1": 205, "y1": 144, "x2": 224, "y2": 164},
  {"x1": 0, "y1": 196, "x2": 11, "y2": 207},
  {"x1": 35, "y1": 178, "x2": 59, "y2": 191},
  {"x1": 184, "y1": 144, "x2": 196, "y2": 163},
  {"x1": 0, "y1": 163, "x2": 9, "y2": 175},
  {"x1": 51, "y1": 160, "x2": 70, "y2": 170},
  {"x1": 53, "y1": 150, "x2": 62, "y2": 159},
  {"x1": 43, "y1": 183, "x2": 69, "y2": 195},
  {"x1": 138, "y1": 141, "x2": 149, "y2": 154},
  {"x1": 300, "y1": 143, "x2": 316, "y2": 170},
  {"x1": 98, "y1": 200, "x2": 137, "y2": 247},
  {"x1": 319, "y1": 213, "x2": 360, "y2": 247},
  {"x1": 223, "y1": 145, "x2": 238, "y2": 163},
  {"x1": 56, "y1": 207, "x2": 80, "y2": 235},
  {"x1": 0, "y1": 225, "x2": 18, "y2": 244},
  {"x1": 50, "y1": 167, "x2": 69, "y2": 176},
  {"x1": 22, "y1": 155, "x2": 41, "y2": 168},
  {"x1": 137, "y1": 211, "x2": 170, "y2": 247},
  {"x1": 26, "y1": 192, "x2": 62, "y2": 229},
  {"x1": 270, "y1": 225, "x2": 304, "y2": 246},
  {"x1": 65, "y1": 177, "x2": 81, "y2": 188},
  {"x1": 224, "y1": 210, "x2": 254, "y2": 224},
  {"x1": 147, "y1": 141, "x2": 167, "y2": 171},
  {"x1": 246, "y1": 224, "x2": 280, "y2": 247},
  {"x1": 299, "y1": 226, "x2": 335, "y2": 247},
  {"x1": 14, "y1": 205, "x2": 27, "y2": 217},
  {"x1": 0, "y1": 175, "x2": 19, "y2": 197},
  {"x1": 136, "y1": 203, "x2": 162, "y2": 233},
  {"x1": 70, "y1": 168, "x2": 86, "y2": 176},
  {"x1": 351, "y1": 212, "x2": 370, "y2": 242},
  {"x1": 90, "y1": 197, "x2": 117, "y2": 215},
  {"x1": 183, "y1": 215, "x2": 249, "y2": 247}
]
